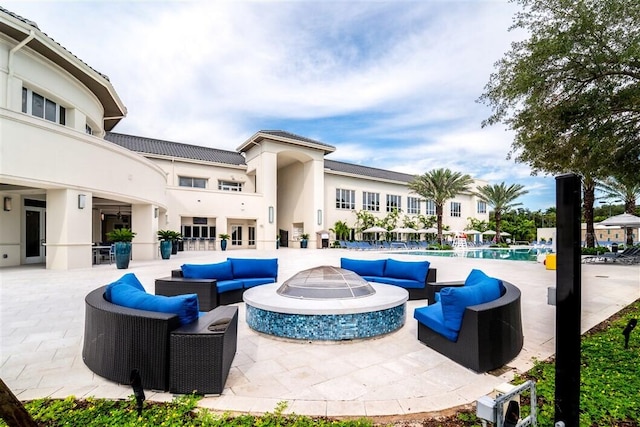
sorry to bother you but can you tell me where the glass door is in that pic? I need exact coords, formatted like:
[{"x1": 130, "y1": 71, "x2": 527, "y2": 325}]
[{"x1": 25, "y1": 206, "x2": 46, "y2": 264}]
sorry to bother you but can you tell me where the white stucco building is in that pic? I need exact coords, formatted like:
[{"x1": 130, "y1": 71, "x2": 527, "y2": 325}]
[{"x1": 0, "y1": 7, "x2": 489, "y2": 270}]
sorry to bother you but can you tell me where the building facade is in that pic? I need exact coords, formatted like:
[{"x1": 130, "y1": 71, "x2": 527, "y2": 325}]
[{"x1": 0, "y1": 8, "x2": 489, "y2": 269}]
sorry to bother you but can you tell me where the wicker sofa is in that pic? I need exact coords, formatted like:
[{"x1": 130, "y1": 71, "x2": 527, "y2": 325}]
[
  {"x1": 339, "y1": 257, "x2": 437, "y2": 300},
  {"x1": 156, "y1": 258, "x2": 278, "y2": 311},
  {"x1": 414, "y1": 271, "x2": 523, "y2": 373},
  {"x1": 82, "y1": 284, "x2": 238, "y2": 393}
]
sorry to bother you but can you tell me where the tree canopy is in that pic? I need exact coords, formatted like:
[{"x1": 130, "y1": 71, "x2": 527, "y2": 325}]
[
  {"x1": 479, "y1": 0, "x2": 640, "y2": 246},
  {"x1": 474, "y1": 182, "x2": 529, "y2": 242}
]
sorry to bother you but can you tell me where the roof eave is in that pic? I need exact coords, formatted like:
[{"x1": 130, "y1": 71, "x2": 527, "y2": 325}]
[{"x1": 237, "y1": 131, "x2": 336, "y2": 155}]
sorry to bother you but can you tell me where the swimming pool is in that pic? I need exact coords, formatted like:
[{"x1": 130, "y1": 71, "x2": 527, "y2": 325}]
[{"x1": 400, "y1": 247, "x2": 551, "y2": 262}]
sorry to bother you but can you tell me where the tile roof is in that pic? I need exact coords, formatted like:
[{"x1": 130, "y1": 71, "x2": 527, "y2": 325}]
[
  {"x1": 105, "y1": 131, "x2": 415, "y2": 183},
  {"x1": 324, "y1": 159, "x2": 415, "y2": 183},
  {"x1": 105, "y1": 132, "x2": 246, "y2": 166},
  {"x1": 259, "y1": 130, "x2": 336, "y2": 150}
]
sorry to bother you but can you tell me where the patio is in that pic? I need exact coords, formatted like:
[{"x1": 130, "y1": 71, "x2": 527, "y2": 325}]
[{"x1": 1, "y1": 247, "x2": 638, "y2": 417}]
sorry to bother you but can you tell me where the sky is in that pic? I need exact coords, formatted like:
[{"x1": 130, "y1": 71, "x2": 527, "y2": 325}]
[{"x1": 4, "y1": 0, "x2": 558, "y2": 211}]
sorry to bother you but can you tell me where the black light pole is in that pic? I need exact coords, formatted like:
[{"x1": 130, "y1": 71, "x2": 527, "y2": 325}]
[{"x1": 554, "y1": 174, "x2": 582, "y2": 427}]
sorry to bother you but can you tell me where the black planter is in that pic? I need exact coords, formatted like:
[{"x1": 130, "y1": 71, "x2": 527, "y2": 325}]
[
  {"x1": 114, "y1": 242, "x2": 132, "y2": 269},
  {"x1": 300, "y1": 239, "x2": 308, "y2": 249},
  {"x1": 221, "y1": 240, "x2": 228, "y2": 251},
  {"x1": 171, "y1": 240, "x2": 179, "y2": 255}
]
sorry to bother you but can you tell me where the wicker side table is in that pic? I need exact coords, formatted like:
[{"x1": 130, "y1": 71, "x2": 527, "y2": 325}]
[{"x1": 169, "y1": 305, "x2": 238, "y2": 394}]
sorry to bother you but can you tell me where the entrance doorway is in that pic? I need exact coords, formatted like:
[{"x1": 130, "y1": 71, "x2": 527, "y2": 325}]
[{"x1": 25, "y1": 206, "x2": 46, "y2": 264}]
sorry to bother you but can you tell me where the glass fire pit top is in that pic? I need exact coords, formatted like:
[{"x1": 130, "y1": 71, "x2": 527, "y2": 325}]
[{"x1": 276, "y1": 266, "x2": 376, "y2": 300}]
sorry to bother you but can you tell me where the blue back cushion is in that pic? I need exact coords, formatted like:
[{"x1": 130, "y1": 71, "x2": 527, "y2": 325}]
[
  {"x1": 228, "y1": 258, "x2": 278, "y2": 279},
  {"x1": 181, "y1": 261, "x2": 233, "y2": 280},
  {"x1": 340, "y1": 258, "x2": 386, "y2": 277},
  {"x1": 109, "y1": 281, "x2": 199, "y2": 326},
  {"x1": 384, "y1": 259, "x2": 430, "y2": 282},
  {"x1": 104, "y1": 273, "x2": 145, "y2": 302},
  {"x1": 440, "y1": 277, "x2": 502, "y2": 331},
  {"x1": 465, "y1": 269, "x2": 489, "y2": 287}
]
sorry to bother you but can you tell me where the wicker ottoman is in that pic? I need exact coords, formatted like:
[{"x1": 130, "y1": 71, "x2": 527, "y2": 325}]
[{"x1": 169, "y1": 305, "x2": 238, "y2": 394}]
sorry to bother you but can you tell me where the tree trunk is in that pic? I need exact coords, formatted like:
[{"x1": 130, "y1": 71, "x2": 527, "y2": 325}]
[
  {"x1": 625, "y1": 199, "x2": 636, "y2": 246},
  {"x1": 436, "y1": 205, "x2": 444, "y2": 245},
  {"x1": 0, "y1": 378, "x2": 37, "y2": 426},
  {"x1": 495, "y1": 210, "x2": 502, "y2": 243},
  {"x1": 583, "y1": 181, "x2": 596, "y2": 248}
]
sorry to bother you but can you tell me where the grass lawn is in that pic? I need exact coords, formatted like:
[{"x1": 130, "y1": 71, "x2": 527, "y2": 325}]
[{"x1": 2, "y1": 300, "x2": 638, "y2": 427}]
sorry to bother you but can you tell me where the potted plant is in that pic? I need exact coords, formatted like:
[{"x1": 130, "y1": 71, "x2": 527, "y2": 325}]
[
  {"x1": 219, "y1": 233, "x2": 230, "y2": 251},
  {"x1": 106, "y1": 228, "x2": 136, "y2": 269},
  {"x1": 300, "y1": 233, "x2": 310, "y2": 249},
  {"x1": 157, "y1": 230, "x2": 176, "y2": 259},
  {"x1": 170, "y1": 231, "x2": 182, "y2": 255}
]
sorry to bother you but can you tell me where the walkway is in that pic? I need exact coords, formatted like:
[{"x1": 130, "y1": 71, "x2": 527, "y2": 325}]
[{"x1": 1, "y1": 248, "x2": 638, "y2": 417}]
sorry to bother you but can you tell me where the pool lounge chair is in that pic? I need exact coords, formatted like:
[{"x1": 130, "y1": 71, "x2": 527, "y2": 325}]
[{"x1": 582, "y1": 247, "x2": 640, "y2": 264}]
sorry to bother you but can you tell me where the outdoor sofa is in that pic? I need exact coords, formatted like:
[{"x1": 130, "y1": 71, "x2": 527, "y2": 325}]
[
  {"x1": 339, "y1": 257, "x2": 437, "y2": 300},
  {"x1": 413, "y1": 269, "x2": 523, "y2": 373},
  {"x1": 155, "y1": 258, "x2": 278, "y2": 311},
  {"x1": 83, "y1": 273, "x2": 237, "y2": 393}
]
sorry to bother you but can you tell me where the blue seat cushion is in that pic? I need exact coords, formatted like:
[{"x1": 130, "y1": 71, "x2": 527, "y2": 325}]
[
  {"x1": 370, "y1": 277, "x2": 424, "y2": 289},
  {"x1": 465, "y1": 269, "x2": 490, "y2": 287},
  {"x1": 384, "y1": 259, "x2": 430, "y2": 283},
  {"x1": 104, "y1": 273, "x2": 145, "y2": 302},
  {"x1": 228, "y1": 258, "x2": 278, "y2": 279},
  {"x1": 414, "y1": 303, "x2": 459, "y2": 341},
  {"x1": 181, "y1": 261, "x2": 233, "y2": 280},
  {"x1": 108, "y1": 281, "x2": 199, "y2": 326},
  {"x1": 216, "y1": 280, "x2": 244, "y2": 293},
  {"x1": 440, "y1": 277, "x2": 502, "y2": 331},
  {"x1": 340, "y1": 258, "x2": 386, "y2": 277},
  {"x1": 242, "y1": 278, "x2": 276, "y2": 288}
]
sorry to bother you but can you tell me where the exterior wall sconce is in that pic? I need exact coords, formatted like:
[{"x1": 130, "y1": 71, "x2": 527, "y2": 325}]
[
  {"x1": 268, "y1": 206, "x2": 274, "y2": 223},
  {"x1": 317, "y1": 209, "x2": 322, "y2": 225},
  {"x1": 78, "y1": 194, "x2": 86, "y2": 209},
  {"x1": 3, "y1": 197, "x2": 12, "y2": 212},
  {"x1": 154, "y1": 207, "x2": 159, "y2": 218}
]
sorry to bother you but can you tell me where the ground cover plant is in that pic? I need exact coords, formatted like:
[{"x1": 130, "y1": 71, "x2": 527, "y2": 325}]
[{"x1": 2, "y1": 299, "x2": 638, "y2": 426}]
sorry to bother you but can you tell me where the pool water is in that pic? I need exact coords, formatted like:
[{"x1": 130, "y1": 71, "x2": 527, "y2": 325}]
[{"x1": 401, "y1": 248, "x2": 551, "y2": 262}]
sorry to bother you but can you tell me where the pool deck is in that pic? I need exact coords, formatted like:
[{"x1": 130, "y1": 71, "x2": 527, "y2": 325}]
[{"x1": 1, "y1": 247, "x2": 638, "y2": 418}]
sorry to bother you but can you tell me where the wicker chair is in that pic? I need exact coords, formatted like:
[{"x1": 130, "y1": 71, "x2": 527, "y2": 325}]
[{"x1": 82, "y1": 286, "x2": 237, "y2": 393}]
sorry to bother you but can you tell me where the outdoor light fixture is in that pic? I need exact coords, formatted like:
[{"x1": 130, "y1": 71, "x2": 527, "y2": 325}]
[
  {"x1": 130, "y1": 369, "x2": 145, "y2": 416},
  {"x1": 3, "y1": 197, "x2": 12, "y2": 212},
  {"x1": 78, "y1": 194, "x2": 86, "y2": 209},
  {"x1": 317, "y1": 209, "x2": 322, "y2": 225},
  {"x1": 268, "y1": 206, "x2": 274, "y2": 223}
]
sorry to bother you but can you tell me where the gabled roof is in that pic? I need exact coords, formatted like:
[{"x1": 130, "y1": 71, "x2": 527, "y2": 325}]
[
  {"x1": 238, "y1": 130, "x2": 336, "y2": 154},
  {"x1": 105, "y1": 132, "x2": 246, "y2": 166},
  {"x1": 0, "y1": 7, "x2": 126, "y2": 130},
  {"x1": 324, "y1": 159, "x2": 415, "y2": 183}
]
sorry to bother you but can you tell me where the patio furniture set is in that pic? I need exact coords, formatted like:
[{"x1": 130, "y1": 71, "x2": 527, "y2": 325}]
[{"x1": 82, "y1": 257, "x2": 523, "y2": 394}]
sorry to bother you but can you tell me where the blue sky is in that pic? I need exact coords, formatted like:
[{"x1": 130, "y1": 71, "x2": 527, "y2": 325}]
[{"x1": 5, "y1": 0, "x2": 557, "y2": 211}]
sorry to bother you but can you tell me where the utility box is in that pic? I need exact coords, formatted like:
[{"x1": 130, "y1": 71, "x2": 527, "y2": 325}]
[{"x1": 545, "y1": 253, "x2": 557, "y2": 270}]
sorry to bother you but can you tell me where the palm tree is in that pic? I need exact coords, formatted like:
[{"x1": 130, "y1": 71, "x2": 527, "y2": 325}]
[
  {"x1": 408, "y1": 168, "x2": 473, "y2": 244},
  {"x1": 597, "y1": 177, "x2": 640, "y2": 245},
  {"x1": 474, "y1": 182, "x2": 529, "y2": 243}
]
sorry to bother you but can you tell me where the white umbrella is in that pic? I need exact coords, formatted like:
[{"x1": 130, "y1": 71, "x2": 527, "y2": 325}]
[
  {"x1": 391, "y1": 227, "x2": 417, "y2": 234},
  {"x1": 481, "y1": 230, "x2": 496, "y2": 236},
  {"x1": 417, "y1": 227, "x2": 438, "y2": 234},
  {"x1": 599, "y1": 213, "x2": 640, "y2": 227},
  {"x1": 501, "y1": 231, "x2": 511, "y2": 236},
  {"x1": 465, "y1": 229, "x2": 481, "y2": 235},
  {"x1": 363, "y1": 226, "x2": 387, "y2": 233}
]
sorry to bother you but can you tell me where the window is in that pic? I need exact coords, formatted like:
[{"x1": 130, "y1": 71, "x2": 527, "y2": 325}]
[
  {"x1": 450, "y1": 202, "x2": 461, "y2": 217},
  {"x1": 362, "y1": 191, "x2": 380, "y2": 211},
  {"x1": 386, "y1": 194, "x2": 401, "y2": 212},
  {"x1": 248, "y1": 226, "x2": 256, "y2": 246},
  {"x1": 218, "y1": 180, "x2": 243, "y2": 191},
  {"x1": 336, "y1": 189, "x2": 355, "y2": 209},
  {"x1": 477, "y1": 201, "x2": 487, "y2": 214},
  {"x1": 179, "y1": 176, "x2": 207, "y2": 188},
  {"x1": 407, "y1": 197, "x2": 421, "y2": 214},
  {"x1": 85, "y1": 124, "x2": 93, "y2": 135},
  {"x1": 231, "y1": 225, "x2": 242, "y2": 246},
  {"x1": 22, "y1": 88, "x2": 66, "y2": 125},
  {"x1": 425, "y1": 200, "x2": 436, "y2": 216}
]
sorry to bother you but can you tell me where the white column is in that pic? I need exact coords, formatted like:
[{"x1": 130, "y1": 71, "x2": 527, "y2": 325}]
[
  {"x1": 131, "y1": 204, "x2": 158, "y2": 260},
  {"x1": 46, "y1": 189, "x2": 93, "y2": 269}
]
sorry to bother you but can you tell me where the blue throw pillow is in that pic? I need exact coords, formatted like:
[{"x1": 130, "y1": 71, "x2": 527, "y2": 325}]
[
  {"x1": 440, "y1": 277, "x2": 502, "y2": 331},
  {"x1": 384, "y1": 259, "x2": 430, "y2": 282},
  {"x1": 109, "y1": 283, "x2": 199, "y2": 325},
  {"x1": 464, "y1": 269, "x2": 489, "y2": 287},
  {"x1": 228, "y1": 258, "x2": 278, "y2": 279},
  {"x1": 104, "y1": 273, "x2": 145, "y2": 302},
  {"x1": 340, "y1": 258, "x2": 386, "y2": 277},
  {"x1": 181, "y1": 261, "x2": 233, "y2": 280}
]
